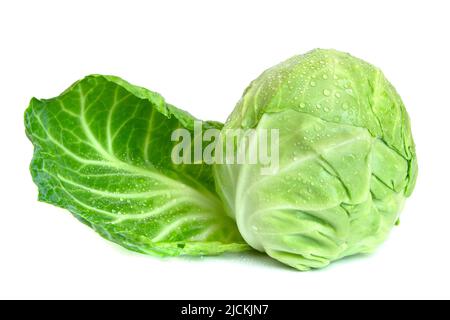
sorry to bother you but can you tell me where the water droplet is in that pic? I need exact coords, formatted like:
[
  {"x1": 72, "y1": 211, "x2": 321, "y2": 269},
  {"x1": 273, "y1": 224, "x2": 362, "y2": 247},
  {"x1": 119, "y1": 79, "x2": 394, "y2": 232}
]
[
  {"x1": 324, "y1": 107, "x2": 330, "y2": 112},
  {"x1": 300, "y1": 102, "x2": 306, "y2": 109},
  {"x1": 342, "y1": 103, "x2": 349, "y2": 110},
  {"x1": 323, "y1": 89, "x2": 331, "y2": 96},
  {"x1": 310, "y1": 81, "x2": 316, "y2": 87},
  {"x1": 316, "y1": 104, "x2": 322, "y2": 109},
  {"x1": 322, "y1": 74, "x2": 329, "y2": 80},
  {"x1": 335, "y1": 92, "x2": 341, "y2": 98}
]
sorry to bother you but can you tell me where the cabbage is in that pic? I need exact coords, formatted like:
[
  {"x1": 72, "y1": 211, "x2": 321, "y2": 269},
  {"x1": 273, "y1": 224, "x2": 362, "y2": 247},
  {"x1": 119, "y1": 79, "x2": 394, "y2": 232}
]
[
  {"x1": 214, "y1": 49, "x2": 418, "y2": 270},
  {"x1": 25, "y1": 50, "x2": 418, "y2": 270}
]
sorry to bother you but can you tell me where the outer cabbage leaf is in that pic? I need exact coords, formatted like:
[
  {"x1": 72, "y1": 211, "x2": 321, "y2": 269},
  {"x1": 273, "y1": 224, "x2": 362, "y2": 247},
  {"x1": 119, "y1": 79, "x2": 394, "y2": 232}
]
[
  {"x1": 215, "y1": 49, "x2": 418, "y2": 270},
  {"x1": 25, "y1": 75, "x2": 249, "y2": 256}
]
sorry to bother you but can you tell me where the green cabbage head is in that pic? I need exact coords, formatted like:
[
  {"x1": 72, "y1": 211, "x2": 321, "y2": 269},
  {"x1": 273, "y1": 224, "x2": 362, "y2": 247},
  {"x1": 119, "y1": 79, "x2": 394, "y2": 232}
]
[{"x1": 214, "y1": 49, "x2": 418, "y2": 271}]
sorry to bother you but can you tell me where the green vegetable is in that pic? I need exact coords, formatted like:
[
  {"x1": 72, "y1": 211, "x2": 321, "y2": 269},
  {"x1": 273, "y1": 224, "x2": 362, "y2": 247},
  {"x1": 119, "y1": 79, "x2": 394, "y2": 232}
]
[
  {"x1": 214, "y1": 49, "x2": 418, "y2": 270},
  {"x1": 26, "y1": 50, "x2": 418, "y2": 271},
  {"x1": 25, "y1": 75, "x2": 249, "y2": 256}
]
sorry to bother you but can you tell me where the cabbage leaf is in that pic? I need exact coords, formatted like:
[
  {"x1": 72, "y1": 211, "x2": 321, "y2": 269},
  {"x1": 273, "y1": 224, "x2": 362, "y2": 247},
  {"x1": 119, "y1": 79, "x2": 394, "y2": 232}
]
[{"x1": 25, "y1": 75, "x2": 249, "y2": 256}]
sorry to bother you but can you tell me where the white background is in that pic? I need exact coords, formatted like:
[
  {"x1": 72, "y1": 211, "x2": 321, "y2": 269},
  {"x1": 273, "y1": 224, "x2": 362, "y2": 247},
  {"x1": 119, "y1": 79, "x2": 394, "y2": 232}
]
[{"x1": 1, "y1": 0, "x2": 449, "y2": 300}]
